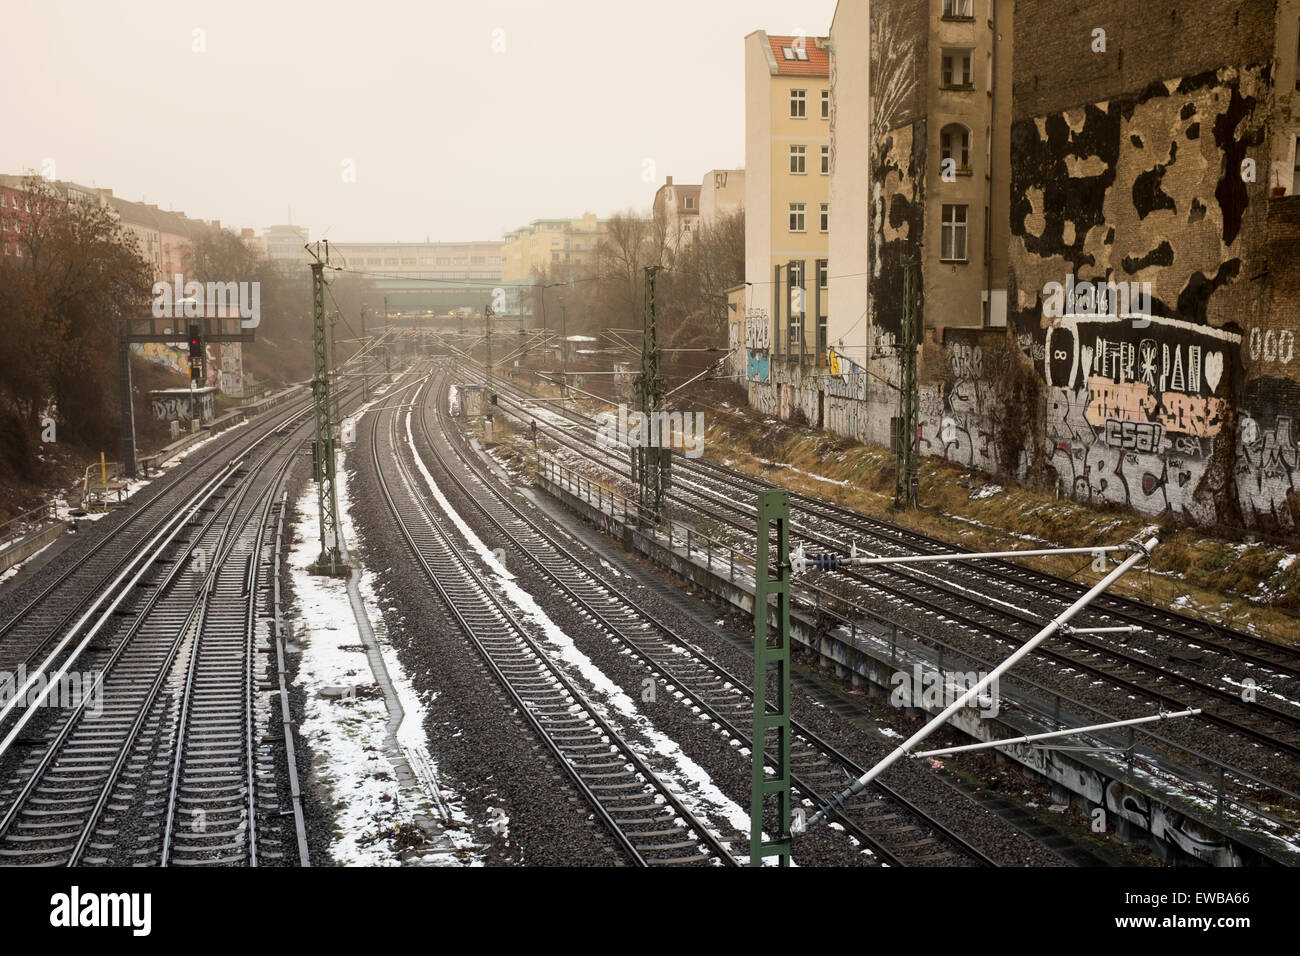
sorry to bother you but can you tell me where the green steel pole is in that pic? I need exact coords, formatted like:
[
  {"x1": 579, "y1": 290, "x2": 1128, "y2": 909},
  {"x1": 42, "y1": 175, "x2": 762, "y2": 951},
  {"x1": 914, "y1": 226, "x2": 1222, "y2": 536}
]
[
  {"x1": 310, "y1": 255, "x2": 343, "y2": 572},
  {"x1": 751, "y1": 489, "x2": 792, "y2": 866}
]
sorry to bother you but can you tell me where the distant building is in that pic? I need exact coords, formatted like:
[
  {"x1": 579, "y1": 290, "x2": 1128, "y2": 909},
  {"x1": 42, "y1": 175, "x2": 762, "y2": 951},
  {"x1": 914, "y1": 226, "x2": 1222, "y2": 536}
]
[
  {"x1": 502, "y1": 213, "x2": 608, "y2": 282},
  {"x1": 699, "y1": 168, "x2": 744, "y2": 227},
  {"x1": 745, "y1": 30, "x2": 831, "y2": 365},
  {"x1": 652, "y1": 175, "x2": 702, "y2": 252},
  {"x1": 262, "y1": 224, "x2": 310, "y2": 267}
]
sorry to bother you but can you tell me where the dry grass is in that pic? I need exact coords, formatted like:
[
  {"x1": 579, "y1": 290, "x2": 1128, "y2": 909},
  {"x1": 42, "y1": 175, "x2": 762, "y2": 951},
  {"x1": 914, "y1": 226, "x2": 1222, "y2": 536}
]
[{"x1": 501, "y1": 368, "x2": 1300, "y2": 648}]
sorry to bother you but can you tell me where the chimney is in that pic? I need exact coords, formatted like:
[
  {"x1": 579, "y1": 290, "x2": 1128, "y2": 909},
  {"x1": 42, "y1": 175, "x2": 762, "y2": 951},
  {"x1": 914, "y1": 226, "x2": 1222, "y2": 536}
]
[{"x1": 666, "y1": 175, "x2": 673, "y2": 186}]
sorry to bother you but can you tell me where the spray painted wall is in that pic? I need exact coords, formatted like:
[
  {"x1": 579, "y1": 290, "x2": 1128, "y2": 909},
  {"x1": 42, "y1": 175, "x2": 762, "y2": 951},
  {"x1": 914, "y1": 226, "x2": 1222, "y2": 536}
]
[{"x1": 1008, "y1": 62, "x2": 1298, "y2": 534}]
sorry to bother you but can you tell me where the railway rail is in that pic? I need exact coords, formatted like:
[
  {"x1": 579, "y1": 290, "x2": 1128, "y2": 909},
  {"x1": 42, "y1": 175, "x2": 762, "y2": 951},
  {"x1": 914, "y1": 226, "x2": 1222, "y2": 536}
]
[
  {"x1": 423, "y1": 363, "x2": 997, "y2": 865},
  {"x1": 0, "y1": 388, "x2": 338, "y2": 865},
  {"x1": 457, "y1": 362, "x2": 1300, "y2": 826},
  {"x1": 369, "y1": 375, "x2": 739, "y2": 866}
]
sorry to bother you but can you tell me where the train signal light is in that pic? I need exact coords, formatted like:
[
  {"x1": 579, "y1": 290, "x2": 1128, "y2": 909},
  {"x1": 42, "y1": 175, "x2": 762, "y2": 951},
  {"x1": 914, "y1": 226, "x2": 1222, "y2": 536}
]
[{"x1": 188, "y1": 324, "x2": 203, "y2": 382}]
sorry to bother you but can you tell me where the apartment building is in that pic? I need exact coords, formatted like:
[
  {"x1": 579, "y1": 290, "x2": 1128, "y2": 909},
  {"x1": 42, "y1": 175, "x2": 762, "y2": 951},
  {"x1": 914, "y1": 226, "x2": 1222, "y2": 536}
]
[
  {"x1": 501, "y1": 213, "x2": 608, "y2": 282},
  {"x1": 652, "y1": 175, "x2": 702, "y2": 253},
  {"x1": 699, "y1": 168, "x2": 745, "y2": 227},
  {"x1": 327, "y1": 240, "x2": 503, "y2": 284},
  {"x1": 745, "y1": 30, "x2": 832, "y2": 367}
]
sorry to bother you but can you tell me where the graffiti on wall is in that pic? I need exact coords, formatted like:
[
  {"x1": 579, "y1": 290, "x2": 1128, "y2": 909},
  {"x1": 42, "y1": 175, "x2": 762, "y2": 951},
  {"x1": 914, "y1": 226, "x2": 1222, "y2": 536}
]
[
  {"x1": 745, "y1": 308, "x2": 771, "y2": 383},
  {"x1": 919, "y1": 339, "x2": 1006, "y2": 472},
  {"x1": 1040, "y1": 314, "x2": 1239, "y2": 522},
  {"x1": 826, "y1": 347, "x2": 867, "y2": 401},
  {"x1": 149, "y1": 390, "x2": 214, "y2": 425},
  {"x1": 1235, "y1": 377, "x2": 1300, "y2": 534},
  {"x1": 1001, "y1": 61, "x2": 1300, "y2": 533}
]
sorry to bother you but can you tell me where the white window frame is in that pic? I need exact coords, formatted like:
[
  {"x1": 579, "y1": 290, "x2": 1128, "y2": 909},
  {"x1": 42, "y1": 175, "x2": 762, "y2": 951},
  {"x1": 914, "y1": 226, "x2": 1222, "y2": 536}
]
[
  {"x1": 820, "y1": 145, "x2": 830, "y2": 174},
  {"x1": 789, "y1": 202, "x2": 806, "y2": 233},
  {"x1": 790, "y1": 89, "x2": 807, "y2": 118},
  {"x1": 943, "y1": 0, "x2": 973, "y2": 18},
  {"x1": 819, "y1": 203, "x2": 829, "y2": 233},
  {"x1": 821, "y1": 89, "x2": 830, "y2": 119},
  {"x1": 789, "y1": 145, "x2": 807, "y2": 174},
  {"x1": 941, "y1": 204, "x2": 968, "y2": 262}
]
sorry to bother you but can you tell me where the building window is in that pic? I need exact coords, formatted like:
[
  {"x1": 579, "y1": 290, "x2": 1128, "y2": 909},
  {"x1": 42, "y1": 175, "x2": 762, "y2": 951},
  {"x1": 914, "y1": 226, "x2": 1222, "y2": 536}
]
[
  {"x1": 384, "y1": 257, "x2": 399, "y2": 265},
  {"x1": 782, "y1": 44, "x2": 808, "y2": 62},
  {"x1": 821, "y1": 89, "x2": 830, "y2": 119},
  {"x1": 943, "y1": 0, "x2": 973, "y2": 18},
  {"x1": 941, "y1": 124, "x2": 971, "y2": 171},
  {"x1": 941, "y1": 204, "x2": 968, "y2": 261},
  {"x1": 789, "y1": 203, "x2": 806, "y2": 232},
  {"x1": 817, "y1": 258, "x2": 828, "y2": 289},
  {"x1": 821, "y1": 145, "x2": 830, "y2": 174},
  {"x1": 684, "y1": 195, "x2": 695, "y2": 209},
  {"x1": 789, "y1": 145, "x2": 807, "y2": 174},
  {"x1": 820, "y1": 203, "x2": 829, "y2": 232},
  {"x1": 790, "y1": 89, "x2": 807, "y2": 118},
  {"x1": 942, "y1": 50, "x2": 974, "y2": 88}
]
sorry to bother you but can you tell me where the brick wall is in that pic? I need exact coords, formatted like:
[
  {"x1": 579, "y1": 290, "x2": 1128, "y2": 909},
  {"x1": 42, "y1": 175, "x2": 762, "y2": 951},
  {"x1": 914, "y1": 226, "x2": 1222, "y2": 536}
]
[{"x1": 1013, "y1": 0, "x2": 1277, "y2": 120}]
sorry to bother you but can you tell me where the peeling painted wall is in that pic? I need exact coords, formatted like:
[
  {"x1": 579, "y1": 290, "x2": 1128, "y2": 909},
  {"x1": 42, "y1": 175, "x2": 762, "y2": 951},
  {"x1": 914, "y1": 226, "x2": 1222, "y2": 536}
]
[{"x1": 1008, "y1": 61, "x2": 1298, "y2": 535}]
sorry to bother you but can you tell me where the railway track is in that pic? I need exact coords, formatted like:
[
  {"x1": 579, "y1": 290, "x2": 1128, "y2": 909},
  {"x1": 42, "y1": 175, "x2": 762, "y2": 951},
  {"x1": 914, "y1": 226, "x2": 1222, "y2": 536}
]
[
  {"x1": 369, "y1": 379, "x2": 739, "y2": 866},
  {"x1": 461, "y1": 364, "x2": 1300, "y2": 795},
  {"x1": 0, "y1": 390, "x2": 334, "y2": 866},
  {"x1": 422, "y1": 364, "x2": 995, "y2": 865}
]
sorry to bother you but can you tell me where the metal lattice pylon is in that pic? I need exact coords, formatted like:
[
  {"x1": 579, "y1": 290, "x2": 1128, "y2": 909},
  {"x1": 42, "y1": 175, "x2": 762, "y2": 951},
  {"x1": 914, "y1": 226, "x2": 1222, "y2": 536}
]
[
  {"x1": 310, "y1": 249, "x2": 343, "y2": 571},
  {"x1": 751, "y1": 490, "x2": 792, "y2": 866},
  {"x1": 632, "y1": 265, "x2": 669, "y2": 522}
]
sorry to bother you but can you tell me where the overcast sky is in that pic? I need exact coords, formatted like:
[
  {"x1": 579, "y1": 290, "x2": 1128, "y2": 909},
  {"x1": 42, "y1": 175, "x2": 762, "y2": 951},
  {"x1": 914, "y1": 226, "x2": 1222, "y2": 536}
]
[{"x1": 2, "y1": 0, "x2": 837, "y2": 243}]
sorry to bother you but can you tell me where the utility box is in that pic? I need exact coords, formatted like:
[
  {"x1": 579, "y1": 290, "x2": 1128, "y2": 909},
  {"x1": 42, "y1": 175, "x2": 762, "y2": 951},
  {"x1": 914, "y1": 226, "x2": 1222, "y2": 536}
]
[{"x1": 449, "y1": 383, "x2": 484, "y2": 417}]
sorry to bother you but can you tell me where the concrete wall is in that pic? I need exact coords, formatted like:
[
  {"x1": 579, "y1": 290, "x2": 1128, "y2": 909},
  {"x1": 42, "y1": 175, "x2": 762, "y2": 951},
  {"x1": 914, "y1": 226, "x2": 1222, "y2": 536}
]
[
  {"x1": 1006, "y1": 2, "x2": 1299, "y2": 535},
  {"x1": 745, "y1": 31, "x2": 775, "y2": 304},
  {"x1": 700, "y1": 169, "x2": 745, "y2": 227},
  {"x1": 828, "y1": 0, "x2": 871, "y2": 366}
]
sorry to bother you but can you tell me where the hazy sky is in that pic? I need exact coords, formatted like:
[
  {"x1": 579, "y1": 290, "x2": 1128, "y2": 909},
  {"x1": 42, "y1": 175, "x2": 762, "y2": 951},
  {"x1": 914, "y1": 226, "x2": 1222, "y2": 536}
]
[{"x1": 2, "y1": 0, "x2": 837, "y2": 243}]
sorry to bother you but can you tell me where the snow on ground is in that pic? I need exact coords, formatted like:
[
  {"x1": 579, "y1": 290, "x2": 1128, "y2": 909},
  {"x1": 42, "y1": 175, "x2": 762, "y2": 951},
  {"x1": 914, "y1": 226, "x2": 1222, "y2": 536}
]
[
  {"x1": 290, "y1": 435, "x2": 478, "y2": 866},
  {"x1": 403, "y1": 411, "x2": 754, "y2": 852},
  {"x1": 753, "y1": 456, "x2": 851, "y2": 488}
]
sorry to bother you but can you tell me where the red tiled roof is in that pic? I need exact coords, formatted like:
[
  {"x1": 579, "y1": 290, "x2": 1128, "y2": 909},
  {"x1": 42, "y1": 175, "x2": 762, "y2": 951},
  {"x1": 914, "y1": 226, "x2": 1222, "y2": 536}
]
[{"x1": 768, "y1": 35, "x2": 829, "y2": 77}]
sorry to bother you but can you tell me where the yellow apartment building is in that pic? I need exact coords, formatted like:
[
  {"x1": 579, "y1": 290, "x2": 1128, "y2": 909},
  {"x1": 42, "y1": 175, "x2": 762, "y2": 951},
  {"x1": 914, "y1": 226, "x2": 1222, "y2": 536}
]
[
  {"x1": 502, "y1": 213, "x2": 608, "y2": 282},
  {"x1": 745, "y1": 30, "x2": 832, "y2": 364}
]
